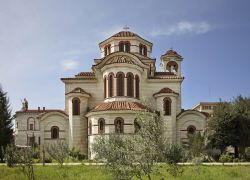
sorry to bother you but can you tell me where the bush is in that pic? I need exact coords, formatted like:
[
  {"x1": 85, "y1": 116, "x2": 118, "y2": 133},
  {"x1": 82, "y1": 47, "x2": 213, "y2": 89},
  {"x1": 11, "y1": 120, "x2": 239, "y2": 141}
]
[
  {"x1": 219, "y1": 153, "x2": 233, "y2": 163},
  {"x1": 245, "y1": 147, "x2": 250, "y2": 161},
  {"x1": 69, "y1": 148, "x2": 87, "y2": 161},
  {"x1": 44, "y1": 158, "x2": 52, "y2": 163},
  {"x1": 4, "y1": 144, "x2": 20, "y2": 167}
]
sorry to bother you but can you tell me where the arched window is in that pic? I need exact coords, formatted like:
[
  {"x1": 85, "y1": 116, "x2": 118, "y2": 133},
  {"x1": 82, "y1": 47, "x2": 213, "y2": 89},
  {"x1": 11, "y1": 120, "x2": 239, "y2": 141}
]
[
  {"x1": 127, "y1": 73, "x2": 134, "y2": 97},
  {"x1": 139, "y1": 44, "x2": 147, "y2": 56},
  {"x1": 104, "y1": 44, "x2": 111, "y2": 56},
  {"x1": 134, "y1": 119, "x2": 140, "y2": 133},
  {"x1": 104, "y1": 76, "x2": 107, "y2": 99},
  {"x1": 72, "y1": 98, "x2": 80, "y2": 115},
  {"x1": 116, "y1": 72, "x2": 125, "y2": 96},
  {"x1": 187, "y1": 125, "x2": 196, "y2": 134},
  {"x1": 163, "y1": 97, "x2": 172, "y2": 116},
  {"x1": 125, "y1": 41, "x2": 130, "y2": 52},
  {"x1": 119, "y1": 41, "x2": 130, "y2": 52},
  {"x1": 51, "y1": 126, "x2": 59, "y2": 139},
  {"x1": 115, "y1": 117, "x2": 124, "y2": 133},
  {"x1": 89, "y1": 120, "x2": 92, "y2": 135},
  {"x1": 108, "y1": 73, "x2": 114, "y2": 97},
  {"x1": 98, "y1": 118, "x2": 105, "y2": 134},
  {"x1": 27, "y1": 117, "x2": 35, "y2": 131},
  {"x1": 135, "y1": 75, "x2": 140, "y2": 99}
]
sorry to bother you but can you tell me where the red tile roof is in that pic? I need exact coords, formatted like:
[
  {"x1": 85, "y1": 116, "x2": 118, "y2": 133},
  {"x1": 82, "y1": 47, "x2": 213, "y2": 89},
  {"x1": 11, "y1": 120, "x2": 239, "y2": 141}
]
[
  {"x1": 162, "y1": 49, "x2": 182, "y2": 58},
  {"x1": 91, "y1": 101, "x2": 150, "y2": 112},
  {"x1": 65, "y1": 87, "x2": 91, "y2": 96},
  {"x1": 153, "y1": 87, "x2": 179, "y2": 96},
  {"x1": 112, "y1": 31, "x2": 138, "y2": 38},
  {"x1": 75, "y1": 72, "x2": 95, "y2": 77}
]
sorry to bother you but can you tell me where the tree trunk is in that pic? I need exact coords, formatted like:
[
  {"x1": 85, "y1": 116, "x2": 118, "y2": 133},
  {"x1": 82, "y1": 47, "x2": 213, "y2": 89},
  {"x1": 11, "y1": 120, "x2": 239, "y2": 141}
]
[{"x1": 234, "y1": 145, "x2": 239, "y2": 158}]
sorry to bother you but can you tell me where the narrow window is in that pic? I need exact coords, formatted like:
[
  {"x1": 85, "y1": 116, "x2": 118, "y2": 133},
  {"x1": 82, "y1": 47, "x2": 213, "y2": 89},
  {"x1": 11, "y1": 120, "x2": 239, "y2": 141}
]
[
  {"x1": 125, "y1": 41, "x2": 130, "y2": 52},
  {"x1": 108, "y1": 73, "x2": 114, "y2": 97},
  {"x1": 72, "y1": 98, "x2": 80, "y2": 115},
  {"x1": 143, "y1": 45, "x2": 147, "y2": 56},
  {"x1": 119, "y1": 42, "x2": 124, "y2": 52},
  {"x1": 163, "y1": 97, "x2": 172, "y2": 115},
  {"x1": 51, "y1": 126, "x2": 59, "y2": 139},
  {"x1": 135, "y1": 75, "x2": 140, "y2": 98},
  {"x1": 98, "y1": 118, "x2": 105, "y2": 134},
  {"x1": 104, "y1": 76, "x2": 107, "y2": 99},
  {"x1": 139, "y1": 44, "x2": 143, "y2": 54},
  {"x1": 104, "y1": 44, "x2": 111, "y2": 56},
  {"x1": 29, "y1": 124, "x2": 33, "y2": 130},
  {"x1": 116, "y1": 72, "x2": 125, "y2": 96},
  {"x1": 127, "y1": 73, "x2": 134, "y2": 97},
  {"x1": 115, "y1": 118, "x2": 124, "y2": 133}
]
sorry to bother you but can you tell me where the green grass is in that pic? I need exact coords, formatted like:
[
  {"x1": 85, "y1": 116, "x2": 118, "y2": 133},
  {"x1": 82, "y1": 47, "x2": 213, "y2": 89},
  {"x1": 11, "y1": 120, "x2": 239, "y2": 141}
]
[{"x1": 0, "y1": 165, "x2": 250, "y2": 180}]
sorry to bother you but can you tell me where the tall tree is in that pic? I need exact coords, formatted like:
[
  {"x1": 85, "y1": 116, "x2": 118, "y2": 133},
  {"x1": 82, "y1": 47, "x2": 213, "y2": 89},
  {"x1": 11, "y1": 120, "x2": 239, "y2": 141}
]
[
  {"x1": 0, "y1": 86, "x2": 13, "y2": 162},
  {"x1": 208, "y1": 96, "x2": 250, "y2": 158}
]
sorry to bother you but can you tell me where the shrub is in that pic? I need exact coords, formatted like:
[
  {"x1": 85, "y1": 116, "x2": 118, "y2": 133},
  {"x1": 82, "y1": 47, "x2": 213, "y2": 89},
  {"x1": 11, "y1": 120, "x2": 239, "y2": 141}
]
[
  {"x1": 219, "y1": 153, "x2": 233, "y2": 163},
  {"x1": 44, "y1": 158, "x2": 52, "y2": 163},
  {"x1": 4, "y1": 144, "x2": 20, "y2": 167},
  {"x1": 245, "y1": 147, "x2": 250, "y2": 161}
]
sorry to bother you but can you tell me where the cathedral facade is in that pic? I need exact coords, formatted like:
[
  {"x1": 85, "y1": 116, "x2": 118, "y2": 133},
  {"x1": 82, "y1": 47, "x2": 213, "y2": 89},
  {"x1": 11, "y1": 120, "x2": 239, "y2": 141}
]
[{"x1": 15, "y1": 31, "x2": 207, "y2": 158}]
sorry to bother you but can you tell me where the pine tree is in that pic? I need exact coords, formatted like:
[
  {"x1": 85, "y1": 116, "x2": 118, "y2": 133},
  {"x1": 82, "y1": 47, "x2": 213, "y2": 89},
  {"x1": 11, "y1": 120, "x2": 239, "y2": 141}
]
[{"x1": 0, "y1": 85, "x2": 13, "y2": 162}]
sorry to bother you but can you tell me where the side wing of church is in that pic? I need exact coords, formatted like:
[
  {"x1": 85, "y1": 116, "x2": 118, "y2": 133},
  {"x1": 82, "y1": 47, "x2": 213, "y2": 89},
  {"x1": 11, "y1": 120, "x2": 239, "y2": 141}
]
[{"x1": 15, "y1": 31, "x2": 207, "y2": 158}]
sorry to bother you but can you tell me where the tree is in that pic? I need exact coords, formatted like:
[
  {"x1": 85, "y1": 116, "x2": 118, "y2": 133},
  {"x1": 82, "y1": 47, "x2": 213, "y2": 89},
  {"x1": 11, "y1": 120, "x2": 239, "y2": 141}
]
[
  {"x1": 184, "y1": 132, "x2": 205, "y2": 159},
  {"x1": 5, "y1": 143, "x2": 20, "y2": 167},
  {"x1": 208, "y1": 96, "x2": 250, "y2": 158},
  {"x1": 46, "y1": 140, "x2": 69, "y2": 167},
  {"x1": 0, "y1": 85, "x2": 13, "y2": 162},
  {"x1": 93, "y1": 109, "x2": 184, "y2": 179},
  {"x1": 18, "y1": 147, "x2": 36, "y2": 180}
]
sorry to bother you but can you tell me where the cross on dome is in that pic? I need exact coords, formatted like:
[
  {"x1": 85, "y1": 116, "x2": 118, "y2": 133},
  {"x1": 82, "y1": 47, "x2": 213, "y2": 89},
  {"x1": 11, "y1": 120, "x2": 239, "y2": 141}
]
[{"x1": 123, "y1": 25, "x2": 129, "y2": 31}]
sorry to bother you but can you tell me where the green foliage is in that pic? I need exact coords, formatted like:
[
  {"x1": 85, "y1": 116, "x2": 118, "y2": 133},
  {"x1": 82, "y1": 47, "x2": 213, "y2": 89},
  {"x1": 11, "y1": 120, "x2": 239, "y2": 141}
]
[
  {"x1": 4, "y1": 144, "x2": 20, "y2": 167},
  {"x1": 69, "y1": 147, "x2": 87, "y2": 161},
  {"x1": 46, "y1": 140, "x2": 69, "y2": 167},
  {"x1": 184, "y1": 132, "x2": 205, "y2": 159},
  {"x1": 245, "y1": 147, "x2": 250, "y2": 161},
  {"x1": 208, "y1": 96, "x2": 250, "y2": 158},
  {"x1": 0, "y1": 86, "x2": 13, "y2": 162},
  {"x1": 18, "y1": 147, "x2": 36, "y2": 180},
  {"x1": 219, "y1": 153, "x2": 234, "y2": 163},
  {"x1": 44, "y1": 157, "x2": 52, "y2": 163}
]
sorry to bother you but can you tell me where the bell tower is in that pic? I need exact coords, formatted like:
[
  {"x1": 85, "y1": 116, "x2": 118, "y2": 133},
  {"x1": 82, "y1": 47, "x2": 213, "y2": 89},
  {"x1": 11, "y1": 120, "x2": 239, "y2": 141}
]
[{"x1": 160, "y1": 48, "x2": 183, "y2": 76}]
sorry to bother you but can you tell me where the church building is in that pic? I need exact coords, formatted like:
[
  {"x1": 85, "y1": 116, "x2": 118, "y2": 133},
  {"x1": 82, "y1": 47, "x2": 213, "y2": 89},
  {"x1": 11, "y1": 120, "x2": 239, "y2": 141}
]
[{"x1": 15, "y1": 30, "x2": 207, "y2": 158}]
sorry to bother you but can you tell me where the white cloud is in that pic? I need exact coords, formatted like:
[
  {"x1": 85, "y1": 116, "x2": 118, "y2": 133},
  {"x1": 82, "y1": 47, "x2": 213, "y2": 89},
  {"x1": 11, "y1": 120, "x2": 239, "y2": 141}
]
[
  {"x1": 61, "y1": 59, "x2": 79, "y2": 71},
  {"x1": 150, "y1": 21, "x2": 212, "y2": 37}
]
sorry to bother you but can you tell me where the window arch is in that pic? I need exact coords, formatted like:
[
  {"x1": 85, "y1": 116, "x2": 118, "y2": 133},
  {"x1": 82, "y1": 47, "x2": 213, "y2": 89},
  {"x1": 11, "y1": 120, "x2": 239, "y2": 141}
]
[
  {"x1": 27, "y1": 117, "x2": 35, "y2": 131},
  {"x1": 104, "y1": 76, "x2": 107, "y2": 99},
  {"x1": 119, "y1": 41, "x2": 130, "y2": 52},
  {"x1": 116, "y1": 72, "x2": 125, "y2": 96},
  {"x1": 89, "y1": 120, "x2": 92, "y2": 135},
  {"x1": 108, "y1": 73, "x2": 114, "y2": 97},
  {"x1": 139, "y1": 44, "x2": 147, "y2": 56},
  {"x1": 126, "y1": 72, "x2": 134, "y2": 97},
  {"x1": 135, "y1": 75, "x2": 140, "y2": 98},
  {"x1": 187, "y1": 125, "x2": 196, "y2": 134},
  {"x1": 51, "y1": 126, "x2": 59, "y2": 139},
  {"x1": 104, "y1": 44, "x2": 111, "y2": 56},
  {"x1": 115, "y1": 117, "x2": 124, "y2": 133},
  {"x1": 98, "y1": 118, "x2": 105, "y2": 134},
  {"x1": 72, "y1": 98, "x2": 80, "y2": 115},
  {"x1": 163, "y1": 97, "x2": 172, "y2": 116},
  {"x1": 134, "y1": 119, "x2": 140, "y2": 133}
]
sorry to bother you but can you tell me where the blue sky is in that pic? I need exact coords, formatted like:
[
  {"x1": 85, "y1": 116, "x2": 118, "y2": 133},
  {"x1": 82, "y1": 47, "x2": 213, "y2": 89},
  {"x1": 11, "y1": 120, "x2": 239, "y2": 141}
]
[{"x1": 0, "y1": 0, "x2": 250, "y2": 113}]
